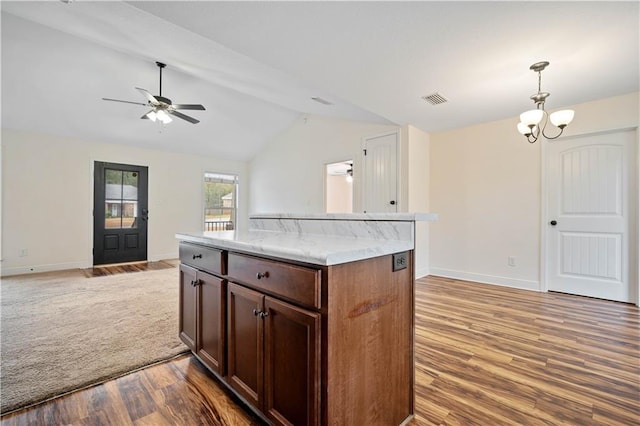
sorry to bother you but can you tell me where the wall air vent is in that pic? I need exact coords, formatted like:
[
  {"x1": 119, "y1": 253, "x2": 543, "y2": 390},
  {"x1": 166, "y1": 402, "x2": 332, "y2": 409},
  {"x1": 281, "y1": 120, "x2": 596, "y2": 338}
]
[
  {"x1": 311, "y1": 96, "x2": 333, "y2": 105},
  {"x1": 422, "y1": 92, "x2": 448, "y2": 105}
]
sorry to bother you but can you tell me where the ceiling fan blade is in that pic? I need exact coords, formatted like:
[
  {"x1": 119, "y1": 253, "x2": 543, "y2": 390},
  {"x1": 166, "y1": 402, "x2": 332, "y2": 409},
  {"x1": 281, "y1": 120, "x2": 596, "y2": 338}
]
[
  {"x1": 172, "y1": 104, "x2": 206, "y2": 111},
  {"x1": 102, "y1": 97, "x2": 147, "y2": 106},
  {"x1": 135, "y1": 87, "x2": 159, "y2": 104},
  {"x1": 169, "y1": 110, "x2": 200, "y2": 124},
  {"x1": 141, "y1": 110, "x2": 155, "y2": 120}
]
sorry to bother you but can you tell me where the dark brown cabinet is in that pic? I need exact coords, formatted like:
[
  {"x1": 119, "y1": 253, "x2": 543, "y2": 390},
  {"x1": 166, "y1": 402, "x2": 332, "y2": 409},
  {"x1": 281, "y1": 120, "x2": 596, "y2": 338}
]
[
  {"x1": 179, "y1": 241, "x2": 414, "y2": 425},
  {"x1": 263, "y1": 296, "x2": 320, "y2": 426},
  {"x1": 227, "y1": 282, "x2": 321, "y2": 426},
  {"x1": 227, "y1": 282, "x2": 263, "y2": 407},
  {"x1": 178, "y1": 244, "x2": 226, "y2": 375}
]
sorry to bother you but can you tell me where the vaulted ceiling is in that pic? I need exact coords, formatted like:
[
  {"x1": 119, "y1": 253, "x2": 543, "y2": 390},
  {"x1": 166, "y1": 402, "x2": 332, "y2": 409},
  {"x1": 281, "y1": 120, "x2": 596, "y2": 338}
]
[{"x1": 2, "y1": 1, "x2": 638, "y2": 161}]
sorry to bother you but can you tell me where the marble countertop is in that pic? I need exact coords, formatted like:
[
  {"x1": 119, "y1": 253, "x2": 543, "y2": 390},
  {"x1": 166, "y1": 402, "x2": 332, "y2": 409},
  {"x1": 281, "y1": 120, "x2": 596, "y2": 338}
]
[
  {"x1": 177, "y1": 212, "x2": 437, "y2": 266},
  {"x1": 176, "y1": 230, "x2": 413, "y2": 266}
]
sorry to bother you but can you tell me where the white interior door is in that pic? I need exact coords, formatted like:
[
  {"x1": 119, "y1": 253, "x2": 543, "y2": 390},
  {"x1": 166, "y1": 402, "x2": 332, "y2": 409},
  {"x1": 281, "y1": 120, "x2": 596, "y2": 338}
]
[
  {"x1": 363, "y1": 131, "x2": 398, "y2": 213},
  {"x1": 546, "y1": 129, "x2": 637, "y2": 302}
]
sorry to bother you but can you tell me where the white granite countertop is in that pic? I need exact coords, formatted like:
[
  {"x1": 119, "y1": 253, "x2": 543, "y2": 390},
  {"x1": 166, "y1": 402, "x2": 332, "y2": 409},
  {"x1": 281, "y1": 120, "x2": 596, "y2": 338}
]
[
  {"x1": 177, "y1": 212, "x2": 438, "y2": 266},
  {"x1": 176, "y1": 230, "x2": 413, "y2": 266}
]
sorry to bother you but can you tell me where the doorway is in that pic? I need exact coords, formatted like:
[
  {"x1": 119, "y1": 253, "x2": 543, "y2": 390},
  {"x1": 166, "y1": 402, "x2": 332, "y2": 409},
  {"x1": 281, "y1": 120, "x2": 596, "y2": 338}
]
[
  {"x1": 545, "y1": 129, "x2": 638, "y2": 302},
  {"x1": 93, "y1": 161, "x2": 149, "y2": 265},
  {"x1": 325, "y1": 160, "x2": 353, "y2": 213}
]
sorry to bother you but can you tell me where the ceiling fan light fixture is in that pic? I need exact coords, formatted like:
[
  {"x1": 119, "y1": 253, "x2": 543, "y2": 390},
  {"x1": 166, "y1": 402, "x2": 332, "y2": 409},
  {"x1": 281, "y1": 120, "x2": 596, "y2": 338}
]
[
  {"x1": 155, "y1": 109, "x2": 172, "y2": 124},
  {"x1": 103, "y1": 61, "x2": 205, "y2": 125}
]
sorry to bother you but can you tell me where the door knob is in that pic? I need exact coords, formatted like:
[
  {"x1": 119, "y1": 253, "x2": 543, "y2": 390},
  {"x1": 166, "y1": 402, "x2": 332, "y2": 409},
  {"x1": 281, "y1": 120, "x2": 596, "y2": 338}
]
[
  {"x1": 550, "y1": 220, "x2": 557, "y2": 226},
  {"x1": 390, "y1": 200, "x2": 396, "y2": 205}
]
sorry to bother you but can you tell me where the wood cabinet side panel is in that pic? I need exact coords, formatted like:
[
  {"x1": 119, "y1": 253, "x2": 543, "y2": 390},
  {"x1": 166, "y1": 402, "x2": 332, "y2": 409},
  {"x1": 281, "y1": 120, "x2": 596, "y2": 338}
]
[{"x1": 325, "y1": 253, "x2": 414, "y2": 425}]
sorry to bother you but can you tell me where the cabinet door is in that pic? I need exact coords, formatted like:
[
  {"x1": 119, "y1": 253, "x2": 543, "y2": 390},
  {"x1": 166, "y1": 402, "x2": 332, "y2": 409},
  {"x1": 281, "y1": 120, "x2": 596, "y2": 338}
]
[
  {"x1": 178, "y1": 264, "x2": 198, "y2": 352},
  {"x1": 264, "y1": 296, "x2": 321, "y2": 426},
  {"x1": 227, "y1": 282, "x2": 264, "y2": 409},
  {"x1": 198, "y1": 271, "x2": 226, "y2": 375}
]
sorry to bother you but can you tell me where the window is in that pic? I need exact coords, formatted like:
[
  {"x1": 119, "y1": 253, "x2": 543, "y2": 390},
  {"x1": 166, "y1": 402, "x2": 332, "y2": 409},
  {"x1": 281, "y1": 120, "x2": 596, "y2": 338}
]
[{"x1": 204, "y1": 172, "x2": 238, "y2": 231}]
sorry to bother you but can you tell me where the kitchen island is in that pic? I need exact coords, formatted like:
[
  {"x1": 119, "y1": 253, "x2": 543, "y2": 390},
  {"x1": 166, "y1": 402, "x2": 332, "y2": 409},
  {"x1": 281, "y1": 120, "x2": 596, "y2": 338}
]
[{"x1": 176, "y1": 213, "x2": 437, "y2": 426}]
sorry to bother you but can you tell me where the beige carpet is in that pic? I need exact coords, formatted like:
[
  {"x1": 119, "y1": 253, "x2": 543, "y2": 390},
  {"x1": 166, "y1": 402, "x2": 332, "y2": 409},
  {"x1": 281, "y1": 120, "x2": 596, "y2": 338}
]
[{"x1": 0, "y1": 267, "x2": 188, "y2": 414}]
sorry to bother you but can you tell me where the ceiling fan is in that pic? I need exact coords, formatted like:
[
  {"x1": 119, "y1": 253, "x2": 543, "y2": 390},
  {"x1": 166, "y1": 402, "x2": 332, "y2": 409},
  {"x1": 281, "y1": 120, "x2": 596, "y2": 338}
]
[{"x1": 102, "y1": 61, "x2": 205, "y2": 124}]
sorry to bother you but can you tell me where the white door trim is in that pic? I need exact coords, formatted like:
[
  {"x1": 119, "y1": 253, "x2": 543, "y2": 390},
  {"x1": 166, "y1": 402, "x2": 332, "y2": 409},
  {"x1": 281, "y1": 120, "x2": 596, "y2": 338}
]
[{"x1": 540, "y1": 126, "x2": 639, "y2": 304}]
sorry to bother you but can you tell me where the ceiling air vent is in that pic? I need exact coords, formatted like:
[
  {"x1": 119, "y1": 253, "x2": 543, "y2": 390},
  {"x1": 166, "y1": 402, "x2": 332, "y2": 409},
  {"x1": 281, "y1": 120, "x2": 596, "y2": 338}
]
[
  {"x1": 422, "y1": 92, "x2": 448, "y2": 105},
  {"x1": 311, "y1": 96, "x2": 333, "y2": 105}
]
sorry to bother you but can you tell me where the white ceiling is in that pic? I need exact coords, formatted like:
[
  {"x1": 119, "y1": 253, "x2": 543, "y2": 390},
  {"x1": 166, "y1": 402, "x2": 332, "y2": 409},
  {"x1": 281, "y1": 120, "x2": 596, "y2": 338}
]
[{"x1": 2, "y1": 1, "x2": 638, "y2": 161}]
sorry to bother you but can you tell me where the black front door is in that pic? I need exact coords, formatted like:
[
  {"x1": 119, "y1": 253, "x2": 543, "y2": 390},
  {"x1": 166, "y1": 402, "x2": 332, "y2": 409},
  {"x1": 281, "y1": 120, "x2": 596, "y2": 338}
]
[{"x1": 93, "y1": 161, "x2": 148, "y2": 265}]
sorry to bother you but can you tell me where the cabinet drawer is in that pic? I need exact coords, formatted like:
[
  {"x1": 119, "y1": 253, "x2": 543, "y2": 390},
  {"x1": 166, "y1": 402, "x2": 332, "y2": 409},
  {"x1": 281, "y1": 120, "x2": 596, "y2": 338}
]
[
  {"x1": 228, "y1": 253, "x2": 321, "y2": 309},
  {"x1": 179, "y1": 242, "x2": 224, "y2": 275}
]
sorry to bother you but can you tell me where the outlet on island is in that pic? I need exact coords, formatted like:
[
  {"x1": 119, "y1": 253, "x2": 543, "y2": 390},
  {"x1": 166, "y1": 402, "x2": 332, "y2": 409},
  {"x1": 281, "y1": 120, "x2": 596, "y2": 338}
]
[{"x1": 393, "y1": 252, "x2": 408, "y2": 271}]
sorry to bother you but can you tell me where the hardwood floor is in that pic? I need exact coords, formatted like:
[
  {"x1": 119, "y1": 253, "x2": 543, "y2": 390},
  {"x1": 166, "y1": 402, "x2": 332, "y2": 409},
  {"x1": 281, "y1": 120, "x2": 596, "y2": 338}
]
[
  {"x1": 2, "y1": 275, "x2": 638, "y2": 425},
  {"x1": 411, "y1": 276, "x2": 639, "y2": 425},
  {"x1": 0, "y1": 355, "x2": 263, "y2": 426},
  {"x1": 82, "y1": 260, "x2": 178, "y2": 277}
]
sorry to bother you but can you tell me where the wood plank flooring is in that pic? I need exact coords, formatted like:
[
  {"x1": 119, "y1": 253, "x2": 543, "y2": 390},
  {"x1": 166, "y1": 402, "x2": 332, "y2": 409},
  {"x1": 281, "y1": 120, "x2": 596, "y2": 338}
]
[
  {"x1": 2, "y1": 275, "x2": 638, "y2": 425},
  {"x1": 0, "y1": 355, "x2": 263, "y2": 426},
  {"x1": 411, "y1": 276, "x2": 639, "y2": 425},
  {"x1": 82, "y1": 260, "x2": 178, "y2": 278}
]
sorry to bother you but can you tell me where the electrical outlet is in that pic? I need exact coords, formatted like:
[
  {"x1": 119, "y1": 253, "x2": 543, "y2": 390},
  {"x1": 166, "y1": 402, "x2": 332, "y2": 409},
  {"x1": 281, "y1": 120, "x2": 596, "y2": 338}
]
[
  {"x1": 19, "y1": 249, "x2": 28, "y2": 257},
  {"x1": 508, "y1": 256, "x2": 516, "y2": 267},
  {"x1": 393, "y1": 252, "x2": 408, "y2": 271}
]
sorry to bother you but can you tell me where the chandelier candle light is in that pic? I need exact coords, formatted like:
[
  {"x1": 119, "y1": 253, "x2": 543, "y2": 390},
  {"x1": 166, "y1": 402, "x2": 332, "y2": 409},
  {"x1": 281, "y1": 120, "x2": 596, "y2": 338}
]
[{"x1": 517, "y1": 61, "x2": 575, "y2": 143}]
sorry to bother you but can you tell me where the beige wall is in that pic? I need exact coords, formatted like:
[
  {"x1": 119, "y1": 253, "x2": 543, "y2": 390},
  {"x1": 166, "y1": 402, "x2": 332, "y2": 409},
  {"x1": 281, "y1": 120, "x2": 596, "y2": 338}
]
[
  {"x1": 325, "y1": 173, "x2": 353, "y2": 213},
  {"x1": 405, "y1": 125, "x2": 431, "y2": 277},
  {"x1": 249, "y1": 114, "x2": 398, "y2": 214},
  {"x1": 1, "y1": 129, "x2": 248, "y2": 276},
  {"x1": 429, "y1": 92, "x2": 639, "y2": 290}
]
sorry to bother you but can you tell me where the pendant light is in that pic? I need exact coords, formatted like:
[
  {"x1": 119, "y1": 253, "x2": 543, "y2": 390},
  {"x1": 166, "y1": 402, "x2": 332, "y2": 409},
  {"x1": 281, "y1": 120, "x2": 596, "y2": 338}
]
[{"x1": 517, "y1": 61, "x2": 574, "y2": 143}]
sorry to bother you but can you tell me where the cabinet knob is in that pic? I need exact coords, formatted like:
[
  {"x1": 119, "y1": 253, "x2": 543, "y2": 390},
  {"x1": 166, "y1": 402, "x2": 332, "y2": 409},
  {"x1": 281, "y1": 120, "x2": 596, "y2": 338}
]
[
  {"x1": 252, "y1": 308, "x2": 260, "y2": 316},
  {"x1": 259, "y1": 311, "x2": 269, "y2": 319},
  {"x1": 190, "y1": 279, "x2": 200, "y2": 287},
  {"x1": 192, "y1": 254, "x2": 202, "y2": 259},
  {"x1": 256, "y1": 271, "x2": 269, "y2": 280}
]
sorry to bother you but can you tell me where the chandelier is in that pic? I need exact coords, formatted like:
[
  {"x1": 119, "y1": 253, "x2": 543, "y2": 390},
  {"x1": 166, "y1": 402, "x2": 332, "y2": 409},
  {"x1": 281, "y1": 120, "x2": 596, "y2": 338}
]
[{"x1": 517, "y1": 61, "x2": 574, "y2": 143}]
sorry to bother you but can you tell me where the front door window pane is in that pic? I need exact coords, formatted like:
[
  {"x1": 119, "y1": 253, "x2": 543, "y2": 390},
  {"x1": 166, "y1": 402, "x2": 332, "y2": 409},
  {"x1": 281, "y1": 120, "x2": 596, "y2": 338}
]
[{"x1": 105, "y1": 169, "x2": 139, "y2": 229}]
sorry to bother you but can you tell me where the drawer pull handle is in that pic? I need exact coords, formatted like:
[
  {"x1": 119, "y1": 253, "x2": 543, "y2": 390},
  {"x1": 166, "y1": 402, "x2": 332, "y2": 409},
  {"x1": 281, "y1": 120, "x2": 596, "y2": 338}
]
[
  {"x1": 252, "y1": 308, "x2": 260, "y2": 316},
  {"x1": 192, "y1": 254, "x2": 202, "y2": 259},
  {"x1": 259, "y1": 311, "x2": 269, "y2": 319},
  {"x1": 256, "y1": 271, "x2": 269, "y2": 280}
]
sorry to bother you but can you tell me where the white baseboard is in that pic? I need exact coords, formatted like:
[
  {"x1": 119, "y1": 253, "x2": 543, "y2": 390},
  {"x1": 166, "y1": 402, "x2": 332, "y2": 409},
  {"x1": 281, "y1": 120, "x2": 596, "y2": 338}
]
[
  {"x1": 428, "y1": 267, "x2": 541, "y2": 292},
  {"x1": 149, "y1": 252, "x2": 178, "y2": 262},
  {"x1": 415, "y1": 266, "x2": 430, "y2": 279},
  {"x1": 1, "y1": 261, "x2": 89, "y2": 277}
]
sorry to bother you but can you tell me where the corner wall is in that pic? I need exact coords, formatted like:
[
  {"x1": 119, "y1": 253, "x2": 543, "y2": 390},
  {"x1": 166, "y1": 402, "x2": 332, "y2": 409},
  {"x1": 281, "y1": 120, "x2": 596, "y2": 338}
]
[
  {"x1": 429, "y1": 92, "x2": 639, "y2": 290},
  {"x1": 1, "y1": 129, "x2": 248, "y2": 276},
  {"x1": 249, "y1": 115, "x2": 398, "y2": 214}
]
